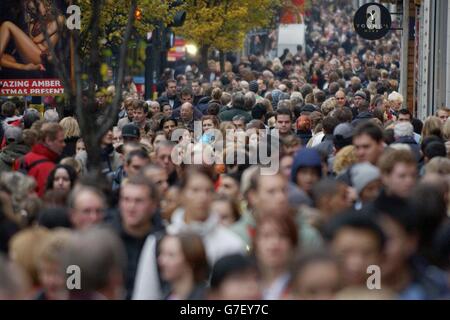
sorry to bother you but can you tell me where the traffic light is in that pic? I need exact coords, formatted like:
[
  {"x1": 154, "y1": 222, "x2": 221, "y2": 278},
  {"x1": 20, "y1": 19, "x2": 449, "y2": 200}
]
[
  {"x1": 135, "y1": 8, "x2": 142, "y2": 21},
  {"x1": 168, "y1": 0, "x2": 186, "y2": 27}
]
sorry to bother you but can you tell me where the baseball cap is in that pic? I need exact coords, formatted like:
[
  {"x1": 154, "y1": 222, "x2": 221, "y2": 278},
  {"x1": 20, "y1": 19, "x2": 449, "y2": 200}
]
[
  {"x1": 122, "y1": 123, "x2": 140, "y2": 139},
  {"x1": 333, "y1": 123, "x2": 354, "y2": 149}
]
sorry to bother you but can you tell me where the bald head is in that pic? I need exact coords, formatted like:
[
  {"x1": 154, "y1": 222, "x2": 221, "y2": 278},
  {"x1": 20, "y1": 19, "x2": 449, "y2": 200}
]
[{"x1": 180, "y1": 102, "x2": 194, "y2": 122}]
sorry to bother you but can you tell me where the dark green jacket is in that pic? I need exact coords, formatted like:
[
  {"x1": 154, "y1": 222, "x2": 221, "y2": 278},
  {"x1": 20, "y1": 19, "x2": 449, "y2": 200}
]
[
  {"x1": 0, "y1": 143, "x2": 30, "y2": 172},
  {"x1": 218, "y1": 107, "x2": 252, "y2": 123}
]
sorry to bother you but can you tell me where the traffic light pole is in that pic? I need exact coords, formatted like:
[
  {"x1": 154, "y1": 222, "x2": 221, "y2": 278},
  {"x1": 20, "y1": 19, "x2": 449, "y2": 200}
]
[{"x1": 145, "y1": 22, "x2": 162, "y2": 100}]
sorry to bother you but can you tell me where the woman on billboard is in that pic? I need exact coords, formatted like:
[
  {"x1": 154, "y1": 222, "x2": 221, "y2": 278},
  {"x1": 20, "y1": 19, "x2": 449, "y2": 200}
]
[{"x1": 0, "y1": 0, "x2": 65, "y2": 72}]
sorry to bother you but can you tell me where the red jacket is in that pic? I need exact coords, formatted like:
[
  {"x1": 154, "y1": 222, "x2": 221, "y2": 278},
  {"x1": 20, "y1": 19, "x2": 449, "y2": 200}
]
[{"x1": 14, "y1": 144, "x2": 58, "y2": 197}]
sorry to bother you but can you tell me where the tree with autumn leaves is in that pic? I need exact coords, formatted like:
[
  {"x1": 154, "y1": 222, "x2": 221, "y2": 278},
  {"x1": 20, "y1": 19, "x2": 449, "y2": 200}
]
[{"x1": 175, "y1": 0, "x2": 308, "y2": 70}]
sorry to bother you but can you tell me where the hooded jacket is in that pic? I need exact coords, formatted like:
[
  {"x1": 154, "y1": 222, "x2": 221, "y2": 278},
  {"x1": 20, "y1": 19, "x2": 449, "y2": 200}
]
[{"x1": 290, "y1": 148, "x2": 323, "y2": 183}]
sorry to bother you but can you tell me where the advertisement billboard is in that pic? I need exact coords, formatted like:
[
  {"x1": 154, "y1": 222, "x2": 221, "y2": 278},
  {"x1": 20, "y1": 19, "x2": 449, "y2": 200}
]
[{"x1": 0, "y1": 0, "x2": 69, "y2": 96}]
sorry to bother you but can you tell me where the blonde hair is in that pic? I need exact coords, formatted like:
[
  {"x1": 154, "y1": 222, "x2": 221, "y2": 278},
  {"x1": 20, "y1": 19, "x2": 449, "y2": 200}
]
[
  {"x1": 37, "y1": 229, "x2": 73, "y2": 267},
  {"x1": 424, "y1": 157, "x2": 450, "y2": 175},
  {"x1": 9, "y1": 227, "x2": 51, "y2": 286},
  {"x1": 333, "y1": 145, "x2": 357, "y2": 175},
  {"x1": 421, "y1": 116, "x2": 442, "y2": 139},
  {"x1": 321, "y1": 97, "x2": 337, "y2": 116},
  {"x1": 59, "y1": 117, "x2": 80, "y2": 139},
  {"x1": 60, "y1": 157, "x2": 83, "y2": 175}
]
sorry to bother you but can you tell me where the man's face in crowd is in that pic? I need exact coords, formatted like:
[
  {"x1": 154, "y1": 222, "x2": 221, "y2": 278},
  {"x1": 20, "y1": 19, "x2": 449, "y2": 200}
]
[
  {"x1": 180, "y1": 103, "x2": 193, "y2": 121},
  {"x1": 296, "y1": 167, "x2": 320, "y2": 195},
  {"x1": 437, "y1": 110, "x2": 449, "y2": 124},
  {"x1": 280, "y1": 156, "x2": 293, "y2": 180},
  {"x1": 382, "y1": 162, "x2": 417, "y2": 198},
  {"x1": 297, "y1": 116, "x2": 311, "y2": 131},
  {"x1": 125, "y1": 156, "x2": 150, "y2": 178},
  {"x1": 383, "y1": 54, "x2": 391, "y2": 65},
  {"x1": 182, "y1": 174, "x2": 214, "y2": 221},
  {"x1": 144, "y1": 168, "x2": 169, "y2": 198},
  {"x1": 353, "y1": 96, "x2": 364, "y2": 108},
  {"x1": 250, "y1": 174, "x2": 289, "y2": 216},
  {"x1": 233, "y1": 119, "x2": 246, "y2": 131},
  {"x1": 257, "y1": 79, "x2": 266, "y2": 93},
  {"x1": 335, "y1": 91, "x2": 347, "y2": 108},
  {"x1": 352, "y1": 58, "x2": 361, "y2": 70},
  {"x1": 292, "y1": 261, "x2": 341, "y2": 300},
  {"x1": 360, "y1": 179, "x2": 382, "y2": 203},
  {"x1": 212, "y1": 270, "x2": 261, "y2": 300},
  {"x1": 133, "y1": 108, "x2": 147, "y2": 124},
  {"x1": 167, "y1": 82, "x2": 177, "y2": 97},
  {"x1": 192, "y1": 82, "x2": 201, "y2": 96},
  {"x1": 181, "y1": 94, "x2": 193, "y2": 104},
  {"x1": 156, "y1": 145, "x2": 175, "y2": 175},
  {"x1": 70, "y1": 190, "x2": 105, "y2": 230},
  {"x1": 379, "y1": 215, "x2": 417, "y2": 279},
  {"x1": 390, "y1": 100, "x2": 402, "y2": 111},
  {"x1": 331, "y1": 227, "x2": 382, "y2": 287},
  {"x1": 276, "y1": 115, "x2": 292, "y2": 135},
  {"x1": 120, "y1": 184, "x2": 156, "y2": 229},
  {"x1": 353, "y1": 134, "x2": 384, "y2": 165},
  {"x1": 46, "y1": 129, "x2": 66, "y2": 155},
  {"x1": 218, "y1": 175, "x2": 240, "y2": 199},
  {"x1": 397, "y1": 113, "x2": 411, "y2": 123}
]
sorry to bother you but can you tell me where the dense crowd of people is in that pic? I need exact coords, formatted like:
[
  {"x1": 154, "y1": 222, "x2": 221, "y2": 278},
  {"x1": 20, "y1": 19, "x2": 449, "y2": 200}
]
[{"x1": 1, "y1": 0, "x2": 450, "y2": 300}]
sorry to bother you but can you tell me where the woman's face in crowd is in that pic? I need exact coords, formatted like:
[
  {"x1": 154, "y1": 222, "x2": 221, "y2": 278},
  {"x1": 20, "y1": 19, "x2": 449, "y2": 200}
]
[
  {"x1": 53, "y1": 168, "x2": 71, "y2": 191},
  {"x1": 163, "y1": 120, "x2": 177, "y2": 139},
  {"x1": 76, "y1": 140, "x2": 85, "y2": 154},
  {"x1": 150, "y1": 104, "x2": 160, "y2": 115},
  {"x1": 211, "y1": 200, "x2": 236, "y2": 227},
  {"x1": 292, "y1": 261, "x2": 341, "y2": 300},
  {"x1": 256, "y1": 221, "x2": 293, "y2": 271},
  {"x1": 202, "y1": 119, "x2": 215, "y2": 133},
  {"x1": 158, "y1": 236, "x2": 190, "y2": 283},
  {"x1": 163, "y1": 105, "x2": 172, "y2": 117},
  {"x1": 101, "y1": 130, "x2": 113, "y2": 145},
  {"x1": 38, "y1": 260, "x2": 68, "y2": 300},
  {"x1": 182, "y1": 174, "x2": 214, "y2": 221}
]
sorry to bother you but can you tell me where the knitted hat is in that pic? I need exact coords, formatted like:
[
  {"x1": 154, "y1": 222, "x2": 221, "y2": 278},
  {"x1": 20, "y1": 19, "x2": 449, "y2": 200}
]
[
  {"x1": 350, "y1": 162, "x2": 381, "y2": 195},
  {"x1": 249, "y1": 80, "x2": 259, "y2": 94}
]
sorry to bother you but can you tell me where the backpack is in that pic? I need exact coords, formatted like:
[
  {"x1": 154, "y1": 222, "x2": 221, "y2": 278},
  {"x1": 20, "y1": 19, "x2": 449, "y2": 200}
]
[{"x1": 15, "y1": 156, "x2": 52, "y2": 174}]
